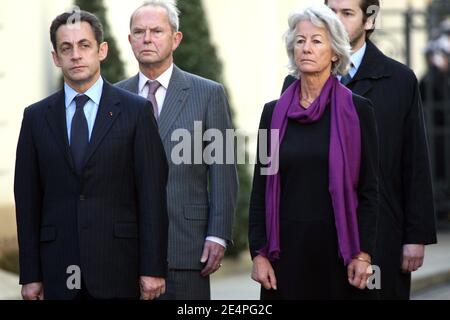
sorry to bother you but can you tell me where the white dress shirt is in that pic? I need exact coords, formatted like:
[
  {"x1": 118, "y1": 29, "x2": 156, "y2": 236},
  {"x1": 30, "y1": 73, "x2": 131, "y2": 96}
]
[
  {"x1": 338, "y1": 42, "x2": 367, "y2": 81},
  {"x1": 65, "y1": 76, "x2": 103, "y2": 144}
]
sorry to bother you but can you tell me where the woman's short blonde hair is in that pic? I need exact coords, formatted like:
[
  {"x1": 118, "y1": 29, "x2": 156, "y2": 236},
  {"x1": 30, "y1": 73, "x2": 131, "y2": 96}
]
[{"x1": 285, "y1": 5, "x2": 352, "y2": 78}]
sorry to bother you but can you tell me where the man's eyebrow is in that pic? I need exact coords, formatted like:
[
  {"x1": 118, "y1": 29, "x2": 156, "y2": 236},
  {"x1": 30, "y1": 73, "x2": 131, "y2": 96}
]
[{"x1": 59, "y1": 39, "x2": 91, "y2": 47}]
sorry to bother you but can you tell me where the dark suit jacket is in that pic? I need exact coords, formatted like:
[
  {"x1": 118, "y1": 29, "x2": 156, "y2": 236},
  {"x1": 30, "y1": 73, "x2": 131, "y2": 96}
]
[
  {"x1": 249, "y1": 94, "x2": 379, "y2": 261},
  {"x1": 282, "y1": 40, "x2": 437, "y2": 299},
  {"x1": 14, "y1": 81, "x2": 169, "y2": 299}
]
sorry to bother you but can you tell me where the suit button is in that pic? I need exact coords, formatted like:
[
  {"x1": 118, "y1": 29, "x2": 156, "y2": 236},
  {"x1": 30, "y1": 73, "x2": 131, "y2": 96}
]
[{"x1": 79, "y1": 195, "x2": 86, "y2": 201}]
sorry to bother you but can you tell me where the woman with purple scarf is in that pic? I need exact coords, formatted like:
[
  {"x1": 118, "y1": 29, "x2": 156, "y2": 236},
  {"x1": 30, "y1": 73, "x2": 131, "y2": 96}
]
[{"x1": 248, "y1": 5, "x2": 379, "y2": 300}]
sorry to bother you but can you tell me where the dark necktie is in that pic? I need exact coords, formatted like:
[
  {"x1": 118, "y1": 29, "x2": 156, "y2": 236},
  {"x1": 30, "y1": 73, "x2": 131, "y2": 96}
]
[
  {"x1": 70, "y1": 94, "x2": 90, "y2": 175},
  {"x1": 147, "y1": 80, "x2": 161, "y2": 119},
  {"x1": 341, "y1": 63, "x2": 355, "y2": 86},
  {"x1": 340, "y1": 73, "x2": 353, "y2": 86}
]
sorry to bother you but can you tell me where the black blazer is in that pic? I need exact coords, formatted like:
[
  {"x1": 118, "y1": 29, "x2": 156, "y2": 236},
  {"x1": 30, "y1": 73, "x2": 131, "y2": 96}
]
[
  {"x1": 14, "y1": 81, "x2": 169, "y2": 299},
  {"x1": 249, "y1": 94, "x2": 379, "y2": 261},
  {"x1": 282, "y1": 41, "x2": 437, "y2": 299}
]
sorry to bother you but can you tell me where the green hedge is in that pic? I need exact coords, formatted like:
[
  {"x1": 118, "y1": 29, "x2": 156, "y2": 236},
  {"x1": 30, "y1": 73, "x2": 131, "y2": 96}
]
[{"x1": 0, "y1": 249, "x2": 19, "y2": 275}]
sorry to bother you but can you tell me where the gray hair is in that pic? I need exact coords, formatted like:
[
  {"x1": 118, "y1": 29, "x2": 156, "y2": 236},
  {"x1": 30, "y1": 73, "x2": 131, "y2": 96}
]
[
  {"x1": 130, "y1": 0, "x2": 180, "y2": 32},
  {"x1": 285, "y1": 5, "x2": 351, "y2": 78}
]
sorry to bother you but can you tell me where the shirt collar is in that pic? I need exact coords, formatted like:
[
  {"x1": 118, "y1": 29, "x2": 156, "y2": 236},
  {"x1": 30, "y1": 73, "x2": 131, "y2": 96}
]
[
  {"x1": 64, "y1": 76, "x2": 104, "y2": 109},
  {"x1": 138, "y1": 63, "x2": 174, "y2": 93},
  {"x1": 350, "y1": 42, "x2": 367, "y2": 72}
]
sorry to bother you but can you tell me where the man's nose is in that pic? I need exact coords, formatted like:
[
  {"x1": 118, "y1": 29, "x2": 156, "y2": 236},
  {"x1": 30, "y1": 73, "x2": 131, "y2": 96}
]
[
  {"x1": 71, "y1": 46, "x2": 81, "y2": 60},
  {"x1": 144, "y1": 29, "x2": 152, "y2": 43}
]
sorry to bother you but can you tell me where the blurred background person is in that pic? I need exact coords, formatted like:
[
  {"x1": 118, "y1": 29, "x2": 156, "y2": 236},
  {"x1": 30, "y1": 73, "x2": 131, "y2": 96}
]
[{"x1": 420, "y1": 23, "x2": 450, "y2": 187}]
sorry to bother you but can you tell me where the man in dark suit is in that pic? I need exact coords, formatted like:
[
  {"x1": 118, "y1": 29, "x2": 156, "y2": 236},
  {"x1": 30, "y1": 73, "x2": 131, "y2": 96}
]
[
  {"x1": 14, "y1": 10, "x2": 169, "y2": 300},
  {"x1": 116, "y1": 1, "x2": 238, "y2": 300},
  {"x1": 281, "y1": 0, "x2": 437, "y2": 299}
]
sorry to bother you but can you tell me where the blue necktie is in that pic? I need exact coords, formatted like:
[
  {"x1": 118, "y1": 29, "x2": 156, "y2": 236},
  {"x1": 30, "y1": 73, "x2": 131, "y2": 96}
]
[
  {"x1": 340, "y1": 73, "x2": 353, "y2": 86},
  {"x1": 70, "y1": 95, "x2": 90, "y2": 175},
  {"x1": 341, "y1": 63, "x2": 354, "y2": 86}
]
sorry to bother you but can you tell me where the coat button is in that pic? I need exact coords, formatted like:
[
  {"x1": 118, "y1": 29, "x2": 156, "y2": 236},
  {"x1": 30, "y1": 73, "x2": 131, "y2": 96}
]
[{"x1": 79, "y1": 195, "x2": 86, "y2": 201}]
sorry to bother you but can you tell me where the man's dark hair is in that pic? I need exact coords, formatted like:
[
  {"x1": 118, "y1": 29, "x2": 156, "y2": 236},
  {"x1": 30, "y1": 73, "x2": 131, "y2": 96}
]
[
  {"x1": 325, "y1": 0, "x2": 380, "y2": 39},
  {"x1": 50, "y1": 10, "x2": 104, "y2": 52}
]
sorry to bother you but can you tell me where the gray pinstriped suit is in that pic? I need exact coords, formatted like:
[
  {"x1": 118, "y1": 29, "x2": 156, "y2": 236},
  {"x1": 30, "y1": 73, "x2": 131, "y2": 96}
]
[{"x1": 116, "y1": 65, "x2": 238, "y2": 299}]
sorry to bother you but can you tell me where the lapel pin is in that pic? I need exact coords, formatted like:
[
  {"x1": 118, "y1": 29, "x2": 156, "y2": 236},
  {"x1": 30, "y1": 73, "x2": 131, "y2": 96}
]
[{"x1": 109, "y1": 112, "x2": 114, "y2": 117}]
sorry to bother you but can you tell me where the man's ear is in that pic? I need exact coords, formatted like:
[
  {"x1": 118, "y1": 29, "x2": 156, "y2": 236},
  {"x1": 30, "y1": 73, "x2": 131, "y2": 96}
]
[
  {"x1": 52, "y1": 50, "x2": 61, "y2": 68},
  {"x1": 172, "y1": 31, "x2": 183, "y2": 51},
  {"x1": 98, "y1": 42, "x2": 109, "y2": 62},
  {"x1": 364, "y1": 15, "x2": 376, "y2": 33}
]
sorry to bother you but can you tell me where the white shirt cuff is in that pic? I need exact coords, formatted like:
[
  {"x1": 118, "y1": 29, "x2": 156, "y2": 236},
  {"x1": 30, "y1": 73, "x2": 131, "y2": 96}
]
[{"x1": 206, "y1": 236, "x2": 227, "y2": 248}]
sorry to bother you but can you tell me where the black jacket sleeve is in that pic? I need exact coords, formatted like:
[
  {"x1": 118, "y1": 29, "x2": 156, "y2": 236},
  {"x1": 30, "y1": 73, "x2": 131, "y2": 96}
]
[
  {"x1": 401, "y1": 77, "x2": 437, "y2": 245},
  {"x1": 354, "y1": 95, "x2": 380, "y2": 258},
  {"x1": 134, "y1": 101, "x2": 169, "y2": 277},
  {"x1": 14, "y1": 107, "x2": 43, "y2": 284},
  {"x1": 248, "y1": 102, "x2": 276, "y2": 260}
]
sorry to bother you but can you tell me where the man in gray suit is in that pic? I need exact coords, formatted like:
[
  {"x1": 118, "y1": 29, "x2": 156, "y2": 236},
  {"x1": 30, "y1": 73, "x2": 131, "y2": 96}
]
[{"x1": 116, "y1": 0, "x2": 238, "y2": 300}]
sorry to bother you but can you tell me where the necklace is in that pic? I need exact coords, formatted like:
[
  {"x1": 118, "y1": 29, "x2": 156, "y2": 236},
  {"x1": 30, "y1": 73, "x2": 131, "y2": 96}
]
[{"x1": 300, "y1": 96, "x2": 314, "y2": 107}]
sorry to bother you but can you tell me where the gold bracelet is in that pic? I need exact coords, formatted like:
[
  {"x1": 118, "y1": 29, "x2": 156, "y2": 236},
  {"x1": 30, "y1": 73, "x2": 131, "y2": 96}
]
[{"x1": 355, "y1": 257, "x2": 372, "y2": 264}]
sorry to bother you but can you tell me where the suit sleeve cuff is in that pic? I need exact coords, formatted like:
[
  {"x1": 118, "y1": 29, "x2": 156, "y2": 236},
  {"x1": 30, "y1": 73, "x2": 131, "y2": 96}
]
[{"x1": 206, "y1": 236, "x2": 227, "y2": 248}]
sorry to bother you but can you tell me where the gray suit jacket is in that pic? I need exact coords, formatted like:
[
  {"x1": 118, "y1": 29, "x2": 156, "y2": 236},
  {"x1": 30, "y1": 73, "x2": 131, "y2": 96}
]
[{"x1": 116, "y1": 65, "x2": 238, "y2": 270}]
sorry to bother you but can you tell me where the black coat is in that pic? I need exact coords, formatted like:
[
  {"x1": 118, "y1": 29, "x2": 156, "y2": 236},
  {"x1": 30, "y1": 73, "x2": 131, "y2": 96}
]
[
  {"x1": 14, "y1": 81, "x2": 169, "y2": 299},
  {"x1": 282, "y1": 40, "x2": 437, "y2": 299}
]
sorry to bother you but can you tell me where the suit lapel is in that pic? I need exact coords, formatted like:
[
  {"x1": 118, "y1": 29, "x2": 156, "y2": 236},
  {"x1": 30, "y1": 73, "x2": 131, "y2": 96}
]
[
  {"x1": 348, "y1": 40, "x2": 391, "y2": 96},
  {"x1": 45, "y1": 90, "x2": 75, "y2": 172},
  {"x1": 83, "y1": 81, "x2": 121, "y2": 166},
  {"x1": 158, "y1": 66, "x2": 190, "y2": 141},
  {"x1": 127, "y1": 74, "x2": 140, "y2": 94}
]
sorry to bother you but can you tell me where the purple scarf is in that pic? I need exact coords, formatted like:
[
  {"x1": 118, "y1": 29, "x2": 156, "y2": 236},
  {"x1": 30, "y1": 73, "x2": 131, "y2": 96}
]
[{"x1": 259, "y1": 76, "x2": 361, "y2": 266}]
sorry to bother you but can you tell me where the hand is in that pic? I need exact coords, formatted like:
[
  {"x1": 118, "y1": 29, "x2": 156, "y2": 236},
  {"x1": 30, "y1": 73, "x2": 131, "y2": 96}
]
[
  {"x1": 139, "y1": 276, "x2": 165, "y2": 300},
  {"x1": 200, "y1": 240, "x2": 225, "y2": 277},
  {"x1": 22, "y1": 282, "x2": 44, "y2": 300},
  {"x1": 401, "y1": 244, "x2": 425, "y2": 273},
  {"x1": 251, "y1": 255, "x2": 277, "y2": 291},
  {"x1": 348, "y1": 252, "x2": 372, "y2": 290}
]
